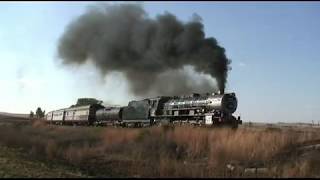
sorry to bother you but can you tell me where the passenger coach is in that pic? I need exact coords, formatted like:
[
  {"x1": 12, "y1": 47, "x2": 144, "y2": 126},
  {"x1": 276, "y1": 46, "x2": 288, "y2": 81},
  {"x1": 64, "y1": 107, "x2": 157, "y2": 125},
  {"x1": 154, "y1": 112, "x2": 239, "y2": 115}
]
[{"x1": 45, "y1": 104, "x2": 104, "y2": 125}]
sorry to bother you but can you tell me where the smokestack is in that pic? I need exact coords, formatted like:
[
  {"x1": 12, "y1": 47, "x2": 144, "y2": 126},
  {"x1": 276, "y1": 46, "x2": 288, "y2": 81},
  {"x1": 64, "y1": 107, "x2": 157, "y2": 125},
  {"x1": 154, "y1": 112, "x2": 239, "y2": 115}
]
[{"x1": 57, "y1": 3, "x2": 231, "y2": 97}]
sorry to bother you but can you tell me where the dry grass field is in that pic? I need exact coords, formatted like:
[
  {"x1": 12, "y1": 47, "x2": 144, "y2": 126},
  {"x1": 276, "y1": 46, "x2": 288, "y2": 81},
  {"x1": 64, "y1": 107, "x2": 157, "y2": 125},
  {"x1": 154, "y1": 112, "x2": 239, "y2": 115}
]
[{"x1": 0, "y1": 116, "x2": 320, "y2": 177}]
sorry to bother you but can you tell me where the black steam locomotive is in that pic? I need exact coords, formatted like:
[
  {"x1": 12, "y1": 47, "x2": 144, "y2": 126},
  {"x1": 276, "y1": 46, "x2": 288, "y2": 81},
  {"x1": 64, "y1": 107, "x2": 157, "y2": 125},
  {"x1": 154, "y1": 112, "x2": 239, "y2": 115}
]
[{"x1": 45, "y1": 92, "x2": 242, "y2": 128}]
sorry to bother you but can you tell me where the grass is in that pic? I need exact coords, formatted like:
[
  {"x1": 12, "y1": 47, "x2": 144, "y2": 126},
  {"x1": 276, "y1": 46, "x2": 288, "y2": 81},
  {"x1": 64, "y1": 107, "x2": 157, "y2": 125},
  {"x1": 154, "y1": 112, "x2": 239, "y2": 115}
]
[
  {"x1": 0, "y1": 120, "x2": 320, "y2": 177},
  {"x1": 0, "y1": 146, "x2": 88, "y2": 178}
]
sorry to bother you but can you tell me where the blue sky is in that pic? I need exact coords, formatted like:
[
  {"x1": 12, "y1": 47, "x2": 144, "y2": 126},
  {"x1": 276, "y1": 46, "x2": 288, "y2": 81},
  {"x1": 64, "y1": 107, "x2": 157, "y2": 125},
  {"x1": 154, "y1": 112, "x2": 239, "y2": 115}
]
[{"x1": 0, "y1": 2, "x2": 319, "y2": 123}]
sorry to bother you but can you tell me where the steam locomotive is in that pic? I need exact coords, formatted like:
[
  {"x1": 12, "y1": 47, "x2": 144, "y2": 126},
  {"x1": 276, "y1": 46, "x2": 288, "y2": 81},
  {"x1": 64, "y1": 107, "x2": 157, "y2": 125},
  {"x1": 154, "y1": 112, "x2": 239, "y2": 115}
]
[{"x1": 45, "y1": 92, "x2": 242, "y2": 128}]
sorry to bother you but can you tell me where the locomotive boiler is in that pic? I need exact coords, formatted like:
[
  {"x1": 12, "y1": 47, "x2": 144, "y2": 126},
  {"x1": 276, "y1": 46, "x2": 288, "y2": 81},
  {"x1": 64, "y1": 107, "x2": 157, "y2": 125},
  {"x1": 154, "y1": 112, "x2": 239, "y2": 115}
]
[{"x1": 163, "y1": 93, "x2": 238, "y2": 113}]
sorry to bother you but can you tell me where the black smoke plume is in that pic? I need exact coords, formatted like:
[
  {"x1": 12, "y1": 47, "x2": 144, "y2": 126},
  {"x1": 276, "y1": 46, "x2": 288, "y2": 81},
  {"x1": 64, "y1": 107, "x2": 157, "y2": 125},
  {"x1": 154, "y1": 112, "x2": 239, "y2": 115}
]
[{"x1": 58, "y1": 3, "x2": 231, "y2": 97}]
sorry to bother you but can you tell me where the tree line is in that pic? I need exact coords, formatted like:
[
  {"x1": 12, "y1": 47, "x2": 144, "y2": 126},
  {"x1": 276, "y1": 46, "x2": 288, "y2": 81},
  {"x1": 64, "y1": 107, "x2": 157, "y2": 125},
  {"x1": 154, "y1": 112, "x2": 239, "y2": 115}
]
[{"x1": 30, "y1": 107, "x2": 45, "y2": 119}]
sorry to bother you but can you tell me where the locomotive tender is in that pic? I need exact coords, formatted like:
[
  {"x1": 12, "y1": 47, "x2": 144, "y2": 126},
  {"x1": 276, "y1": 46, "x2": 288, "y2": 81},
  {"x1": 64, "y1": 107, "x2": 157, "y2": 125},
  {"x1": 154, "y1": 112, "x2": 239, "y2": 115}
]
[{"x1": 45, "y1": 92, "x2": 242, "y2": 128}]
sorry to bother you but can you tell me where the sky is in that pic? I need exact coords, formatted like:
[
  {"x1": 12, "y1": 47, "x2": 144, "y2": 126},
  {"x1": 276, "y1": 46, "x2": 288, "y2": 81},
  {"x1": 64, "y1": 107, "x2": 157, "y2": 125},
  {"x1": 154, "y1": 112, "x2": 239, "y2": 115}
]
[{"x1": 0, "y1": 1, "x2": 319, "y2": 123}]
